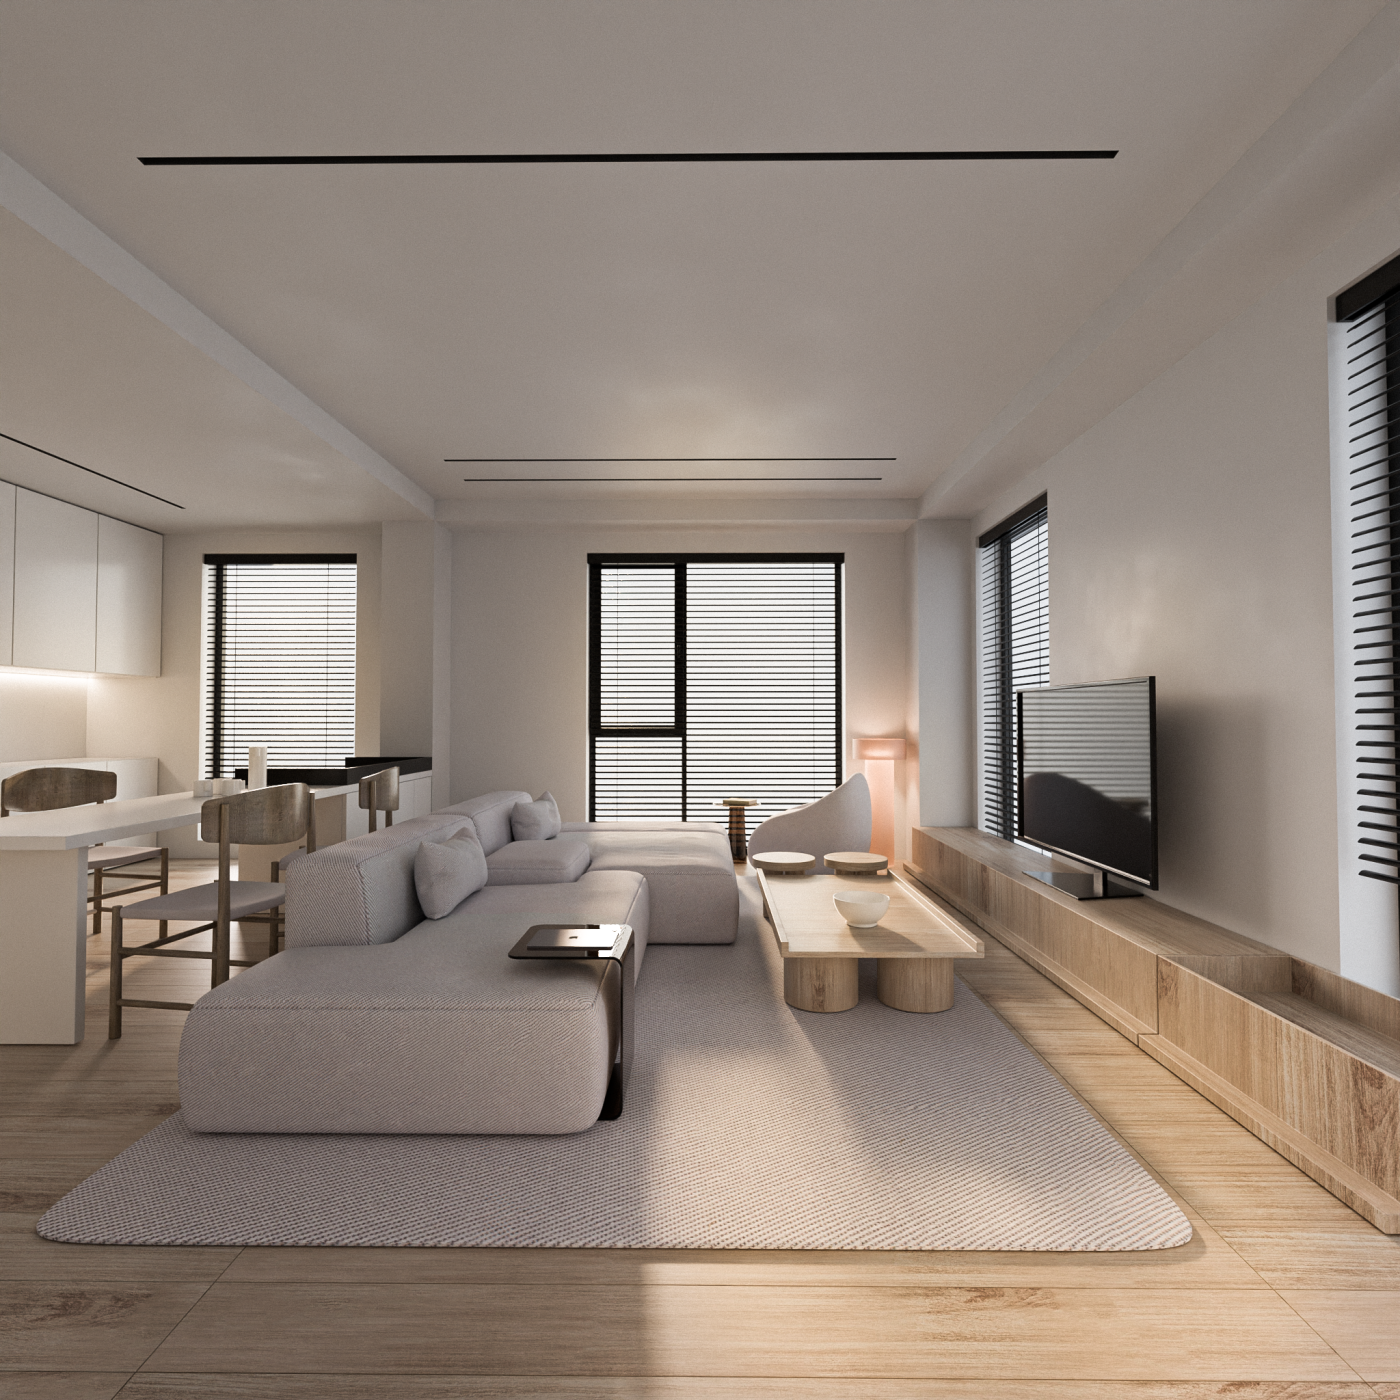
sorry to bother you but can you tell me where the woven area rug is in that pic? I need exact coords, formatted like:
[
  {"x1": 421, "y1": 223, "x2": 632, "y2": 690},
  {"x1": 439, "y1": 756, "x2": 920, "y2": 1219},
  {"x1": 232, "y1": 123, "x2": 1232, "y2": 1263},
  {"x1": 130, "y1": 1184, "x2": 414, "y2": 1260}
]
[{"x1": 39, "y1": 877, "x2": 1190, "y2": 1250}]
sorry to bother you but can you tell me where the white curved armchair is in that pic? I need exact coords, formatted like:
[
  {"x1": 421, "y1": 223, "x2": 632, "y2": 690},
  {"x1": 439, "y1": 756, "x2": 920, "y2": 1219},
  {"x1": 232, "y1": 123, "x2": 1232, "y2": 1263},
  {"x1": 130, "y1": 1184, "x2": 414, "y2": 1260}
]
[{"x1": 746, "y1": 774, "x2": 872, "y2": 874}]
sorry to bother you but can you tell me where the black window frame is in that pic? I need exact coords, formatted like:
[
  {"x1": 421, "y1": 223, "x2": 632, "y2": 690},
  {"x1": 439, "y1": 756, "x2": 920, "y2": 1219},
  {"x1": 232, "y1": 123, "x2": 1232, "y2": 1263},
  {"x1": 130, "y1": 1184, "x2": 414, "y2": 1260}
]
[
  {"x1": 202, "y1": 552, "x2": 358, "y2": 780},
  {"x1": 978, "y1": 495, "x2": 1049, "y2": 841},
  {"x1": 587, "y1": 552, "x2": 844, "y2": 822}
]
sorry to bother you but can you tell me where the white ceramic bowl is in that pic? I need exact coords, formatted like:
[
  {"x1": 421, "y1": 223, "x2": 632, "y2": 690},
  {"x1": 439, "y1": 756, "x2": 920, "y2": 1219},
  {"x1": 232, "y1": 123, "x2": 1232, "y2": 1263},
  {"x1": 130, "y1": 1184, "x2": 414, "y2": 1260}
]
[{"x1": 833, "y1": 891, "x2": 890, "y2": 928}]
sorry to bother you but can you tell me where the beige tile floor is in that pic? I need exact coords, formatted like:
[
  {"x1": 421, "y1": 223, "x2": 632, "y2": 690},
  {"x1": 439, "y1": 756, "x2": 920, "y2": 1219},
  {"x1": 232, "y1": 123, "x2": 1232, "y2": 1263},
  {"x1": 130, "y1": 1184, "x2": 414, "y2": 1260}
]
[{"x1": 1, "y1": 858, "x2": 1397, "y2": 1397}]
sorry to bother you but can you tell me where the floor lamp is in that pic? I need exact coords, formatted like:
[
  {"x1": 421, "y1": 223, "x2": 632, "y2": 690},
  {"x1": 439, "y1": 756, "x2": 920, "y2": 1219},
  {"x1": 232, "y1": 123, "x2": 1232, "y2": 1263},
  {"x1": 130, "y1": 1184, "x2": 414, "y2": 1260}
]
[{"x1": 855, "y1": 736, "x2": 907, "y2": 861}]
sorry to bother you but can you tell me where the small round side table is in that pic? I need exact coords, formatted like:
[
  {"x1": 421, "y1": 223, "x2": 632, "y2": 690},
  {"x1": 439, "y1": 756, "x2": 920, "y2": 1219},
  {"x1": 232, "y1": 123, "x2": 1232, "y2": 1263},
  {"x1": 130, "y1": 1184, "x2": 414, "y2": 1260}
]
[
  {"x1": 713, "y1": 797, "x2": 758, "y2": 860},
  {"x1": 824, "y1": 851, "x2": 889, "y2": 876}
]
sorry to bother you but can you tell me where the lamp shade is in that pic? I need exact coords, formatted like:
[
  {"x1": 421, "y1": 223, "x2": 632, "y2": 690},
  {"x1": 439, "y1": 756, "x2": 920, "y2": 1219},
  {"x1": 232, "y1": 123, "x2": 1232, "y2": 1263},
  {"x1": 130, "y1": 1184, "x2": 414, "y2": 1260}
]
[{"x1": 855, "y1": 736, "x2": 907, "y2": 760}]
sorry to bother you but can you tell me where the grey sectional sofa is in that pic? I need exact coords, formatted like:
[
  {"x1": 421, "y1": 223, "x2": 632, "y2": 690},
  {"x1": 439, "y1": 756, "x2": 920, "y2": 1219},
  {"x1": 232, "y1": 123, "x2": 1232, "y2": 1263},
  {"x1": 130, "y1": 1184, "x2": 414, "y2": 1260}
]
[{"x1": 177, "y1": 790, "x2": 737, "y2": 1134}]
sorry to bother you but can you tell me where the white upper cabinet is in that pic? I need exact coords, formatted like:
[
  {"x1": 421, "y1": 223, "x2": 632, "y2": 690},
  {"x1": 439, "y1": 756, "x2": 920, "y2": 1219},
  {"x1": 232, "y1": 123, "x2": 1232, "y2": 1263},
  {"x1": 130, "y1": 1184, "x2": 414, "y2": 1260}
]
[
  {"x1": 12, "y1": 488, "x2": 98, "y2": 671},
  {"x1": 4, "y1": 484, "x2": 163, "y2": 676},
  {"x1": 96, "y1": 515, "x2": 162, "y2": 676},
  {"x1": 0, "y1": 482, "x2": 14, "y2": 665}
]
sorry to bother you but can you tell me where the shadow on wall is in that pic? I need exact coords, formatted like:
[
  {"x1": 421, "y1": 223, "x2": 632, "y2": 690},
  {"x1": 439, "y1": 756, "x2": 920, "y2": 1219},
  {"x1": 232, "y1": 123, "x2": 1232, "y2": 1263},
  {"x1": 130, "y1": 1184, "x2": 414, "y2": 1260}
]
[{"x1": 1154, "y1": 694, "x2": 1268, "y2": 932}]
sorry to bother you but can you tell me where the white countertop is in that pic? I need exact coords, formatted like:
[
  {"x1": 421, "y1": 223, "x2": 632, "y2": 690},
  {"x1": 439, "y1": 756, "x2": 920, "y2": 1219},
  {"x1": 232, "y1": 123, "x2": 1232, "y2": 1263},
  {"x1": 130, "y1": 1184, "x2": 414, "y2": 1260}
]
[{"x1": 0, "y1": 784, "x2": 361, "y2": 851}]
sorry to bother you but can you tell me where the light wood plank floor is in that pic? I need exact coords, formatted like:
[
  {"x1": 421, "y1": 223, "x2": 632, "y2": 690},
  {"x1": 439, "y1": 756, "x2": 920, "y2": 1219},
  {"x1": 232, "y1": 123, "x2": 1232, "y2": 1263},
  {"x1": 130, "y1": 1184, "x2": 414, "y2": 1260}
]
[{"x1": 2, "y1": 860, "x2": 1397, "y2": 1398}]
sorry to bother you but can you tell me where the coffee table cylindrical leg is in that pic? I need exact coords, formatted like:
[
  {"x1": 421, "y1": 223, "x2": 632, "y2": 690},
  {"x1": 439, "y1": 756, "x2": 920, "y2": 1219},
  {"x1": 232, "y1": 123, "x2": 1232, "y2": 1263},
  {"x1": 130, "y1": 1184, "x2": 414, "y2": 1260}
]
[
  {"x1": 877, "y1": 957, "x2": 954, "y2": 1012},
  {"x1": 785, "y1": 957, "x2": 859, "y2": 1013}
]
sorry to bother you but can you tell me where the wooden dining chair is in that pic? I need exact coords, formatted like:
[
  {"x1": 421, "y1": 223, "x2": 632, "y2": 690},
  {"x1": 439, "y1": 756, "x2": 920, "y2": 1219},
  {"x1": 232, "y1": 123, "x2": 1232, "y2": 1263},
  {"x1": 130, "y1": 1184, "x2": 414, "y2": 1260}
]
[
  {"x1": 108, "y1": 782, "x2": 315, "y2": 1038},
  {"x1": 0, "y1": 766, "x2": 169, "y2": 937},
  {"x1": 358, "y1": 766, "x2": 400, "y2": 833}
]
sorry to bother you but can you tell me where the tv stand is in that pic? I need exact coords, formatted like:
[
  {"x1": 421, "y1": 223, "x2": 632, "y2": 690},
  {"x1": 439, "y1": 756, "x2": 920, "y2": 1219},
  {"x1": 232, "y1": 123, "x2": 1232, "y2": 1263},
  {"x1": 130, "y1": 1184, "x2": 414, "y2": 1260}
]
[{"x1": 1024, "y1": 869, "x2": 1143, "y2": 900}]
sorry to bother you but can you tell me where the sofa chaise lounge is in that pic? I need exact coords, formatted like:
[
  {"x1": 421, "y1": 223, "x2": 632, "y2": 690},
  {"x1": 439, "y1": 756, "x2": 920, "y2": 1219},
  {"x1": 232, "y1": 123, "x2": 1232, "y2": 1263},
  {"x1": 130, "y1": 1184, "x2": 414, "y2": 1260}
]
[{"x1": 177, "y1": 791, "x2": 737, "y2": 1135}]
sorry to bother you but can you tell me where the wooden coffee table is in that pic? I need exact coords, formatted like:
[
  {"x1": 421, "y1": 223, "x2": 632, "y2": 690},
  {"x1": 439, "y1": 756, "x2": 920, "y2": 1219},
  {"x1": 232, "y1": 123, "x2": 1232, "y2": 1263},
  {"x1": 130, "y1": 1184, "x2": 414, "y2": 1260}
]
[{"x1": 757, "y1": 866, "x2": 984, "y2": 1013}]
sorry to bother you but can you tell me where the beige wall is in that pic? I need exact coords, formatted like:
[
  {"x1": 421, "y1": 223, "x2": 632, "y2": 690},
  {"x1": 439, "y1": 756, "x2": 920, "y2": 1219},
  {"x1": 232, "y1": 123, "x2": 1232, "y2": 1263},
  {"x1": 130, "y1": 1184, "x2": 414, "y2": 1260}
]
[
  {"x1": 85, "y1": 525, "x2": 381, "y2": 856},
  {"x1": 0, "y1": 672, "x2": 89, "y2": 760},
  {"x1": 451, "y1": 525, "x2": 912, "y2": 855},
  {"x1": 970, "y1": 191, "x2": 1400, "y2": 983},
  {"x1": 907, "y1": 519, "x2": 975, "y2": 831}
]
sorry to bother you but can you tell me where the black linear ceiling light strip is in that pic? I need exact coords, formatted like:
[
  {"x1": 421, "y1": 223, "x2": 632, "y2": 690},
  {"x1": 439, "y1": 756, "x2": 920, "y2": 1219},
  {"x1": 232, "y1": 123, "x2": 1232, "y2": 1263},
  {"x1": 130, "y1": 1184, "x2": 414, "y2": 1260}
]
[
  {"x1": 447, "y1": 456, "x2": 893, "y2": 462},
  {"x1": 0, "y1": 431, "x2": 184, "y2": 509},
  {"x1": 462, "y1": 475, "x2": 882, "y2": 482},
  {"x1": 141, "y1": 150, "x2": 1118, "y2": 167},
  {"x1": 454, "y1": 454, "x2": 890, "y2": 481}
]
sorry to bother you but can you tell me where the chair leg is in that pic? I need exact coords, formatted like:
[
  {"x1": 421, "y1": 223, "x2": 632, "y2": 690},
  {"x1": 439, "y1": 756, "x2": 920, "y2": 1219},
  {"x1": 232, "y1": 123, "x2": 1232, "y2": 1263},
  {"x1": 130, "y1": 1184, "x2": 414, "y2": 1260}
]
[
  {"x1": 92, "y1": 865, "x2": 104, "y2": 938},
  {"x1": 268, "y1": 906, "x2": 281, "y2": 959},
  {"x1": 158, "y1": 847, "x2": 169, "y2": 943},
  {"x1": 214, "y1": 912, "x2": 231, "y2": 987},
  {"x1": 108, "y1": 906, "x2": 123, "y2": 1039}
]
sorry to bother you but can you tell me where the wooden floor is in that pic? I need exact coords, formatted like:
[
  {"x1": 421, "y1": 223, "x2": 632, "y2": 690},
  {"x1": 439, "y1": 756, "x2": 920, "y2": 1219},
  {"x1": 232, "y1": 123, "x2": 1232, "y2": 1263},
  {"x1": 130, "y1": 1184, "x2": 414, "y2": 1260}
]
[{"x1": 2, "y1": 861, "x2": 1398, "y2": 1399}]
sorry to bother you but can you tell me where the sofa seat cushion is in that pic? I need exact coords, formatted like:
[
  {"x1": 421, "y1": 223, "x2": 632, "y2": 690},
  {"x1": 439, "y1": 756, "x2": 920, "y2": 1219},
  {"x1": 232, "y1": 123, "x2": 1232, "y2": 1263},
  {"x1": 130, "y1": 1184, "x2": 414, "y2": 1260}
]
[
  {"x1": 485, "y1": 836, "x2": 590, "y2": 886},
  {"x1": 178, "y1": 871, "x2": 648, "y2": 1135},
  {"x1": 573, "y1": 828, "x2": 737, "y2": 944}
]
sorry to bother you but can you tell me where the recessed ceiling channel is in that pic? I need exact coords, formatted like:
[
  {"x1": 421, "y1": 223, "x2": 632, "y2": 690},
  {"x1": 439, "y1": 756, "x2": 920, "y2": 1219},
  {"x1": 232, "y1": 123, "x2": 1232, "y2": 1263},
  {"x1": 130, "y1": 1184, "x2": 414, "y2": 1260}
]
[
  {"x1": 139, "y1": 149, "x2": 1118, "y2": 167},
  {"x1": 0, "y1": 431, "x2": 184, "y2": 509},
  {"x1": 450, "y1": 457, "x2": 891, "y2": 483}
]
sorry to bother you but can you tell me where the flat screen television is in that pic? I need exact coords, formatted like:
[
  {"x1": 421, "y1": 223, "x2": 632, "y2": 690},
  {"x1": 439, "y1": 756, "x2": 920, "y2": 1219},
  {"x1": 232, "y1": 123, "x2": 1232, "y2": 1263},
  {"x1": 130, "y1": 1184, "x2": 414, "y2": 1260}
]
[{"x1": 1017, "y1": 675, "x2": 1157, "y2": 900}]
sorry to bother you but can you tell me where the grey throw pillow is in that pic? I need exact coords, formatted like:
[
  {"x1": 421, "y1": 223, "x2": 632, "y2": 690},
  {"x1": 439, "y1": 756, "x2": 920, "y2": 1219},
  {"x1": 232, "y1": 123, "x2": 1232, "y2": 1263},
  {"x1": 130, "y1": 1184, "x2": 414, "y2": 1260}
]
[
  {"x1": 511, "y1": 790, "x2": 561, "y2": 842},
  {"x1": 413, "y1": 826, "x2": 488, "y2": 919}
]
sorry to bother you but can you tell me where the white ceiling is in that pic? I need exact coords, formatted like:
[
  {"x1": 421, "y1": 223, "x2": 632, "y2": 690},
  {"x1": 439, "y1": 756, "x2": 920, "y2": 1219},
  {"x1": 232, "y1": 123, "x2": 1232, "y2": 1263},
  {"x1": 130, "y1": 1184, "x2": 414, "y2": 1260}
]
[{"x1": 0, "y1": 0, "x2": 1388, "y2": 531}]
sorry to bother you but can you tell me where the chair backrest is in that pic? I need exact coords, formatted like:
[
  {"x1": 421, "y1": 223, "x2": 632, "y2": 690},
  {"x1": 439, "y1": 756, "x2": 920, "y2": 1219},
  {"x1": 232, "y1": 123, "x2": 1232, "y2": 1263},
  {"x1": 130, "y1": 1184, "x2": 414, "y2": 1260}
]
[
  {"x1": 358, "y1": 767, "x2": 400, "y2": 812},
  {"x1": 201, "y1": 783, "x2": 315, "y2": 849},
  {"x1": 0, "y1": 767, "x2": 116, "y2": 817},
  {"x1": 746, "y1": 772, "x2": 872, "y2": 874}
]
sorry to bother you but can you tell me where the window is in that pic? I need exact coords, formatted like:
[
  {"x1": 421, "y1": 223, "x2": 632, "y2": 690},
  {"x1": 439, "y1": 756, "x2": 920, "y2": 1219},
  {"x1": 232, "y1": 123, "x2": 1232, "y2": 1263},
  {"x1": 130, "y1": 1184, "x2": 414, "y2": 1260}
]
[
  {"x1": 201, "y1": 554, "x2": 357, "y2": 779},
  {"x1": 1338, "y1": 256, "x2": 1400, "y2": 888},
  {"x1": 589, "y1": 554, "x2": 843, "y2": 825},
  {"x1": 977, "y1": 496, "x2": 1049, "y2": 840}
]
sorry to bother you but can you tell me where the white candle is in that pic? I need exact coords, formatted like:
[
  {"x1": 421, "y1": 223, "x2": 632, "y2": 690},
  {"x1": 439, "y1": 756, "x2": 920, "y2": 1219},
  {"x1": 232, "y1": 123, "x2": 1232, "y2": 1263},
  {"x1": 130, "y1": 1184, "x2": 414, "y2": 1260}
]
[{"x1": 248, "y1": 746, "x2": 268, "y2": 790}]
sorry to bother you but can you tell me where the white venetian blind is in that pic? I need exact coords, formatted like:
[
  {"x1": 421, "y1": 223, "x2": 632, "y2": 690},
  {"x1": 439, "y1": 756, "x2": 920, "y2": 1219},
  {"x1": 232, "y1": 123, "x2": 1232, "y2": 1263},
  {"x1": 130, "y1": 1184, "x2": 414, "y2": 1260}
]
[
  {"x1": 1340, "y1": 262, "x2": 1400, "y2": 885},
  {"x1": 201, "y1": 555, "x2": 357, "y2": 779},
  {"x1": 978, "y1": 498, "x2": 1049, "y2": 840},
  {"x1": 590, "y1": 556, "x2": 842, "y2": 825}
]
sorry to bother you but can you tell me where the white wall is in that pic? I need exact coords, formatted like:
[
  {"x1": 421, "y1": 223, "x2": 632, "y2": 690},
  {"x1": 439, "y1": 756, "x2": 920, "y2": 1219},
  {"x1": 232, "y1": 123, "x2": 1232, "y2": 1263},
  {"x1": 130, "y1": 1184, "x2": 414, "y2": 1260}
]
[
  {"x1": 969, "y1": 191, "x2": 1400, "y2": 986},
  {"x1": 451, "y1": 525, "x2": 911, "y2": 852},
  {"x1": 0, "y1": 672, "x2": 89, "y2": 760},
  {"x1": 907, "y1": 519, "x2": 975, "y2": 831},
  {"x1": 379, "y1": 521, "x2": 453, "y2": 809},
  {"x1": 86, "y1": 525, "x2": 381, "y2": 856}
]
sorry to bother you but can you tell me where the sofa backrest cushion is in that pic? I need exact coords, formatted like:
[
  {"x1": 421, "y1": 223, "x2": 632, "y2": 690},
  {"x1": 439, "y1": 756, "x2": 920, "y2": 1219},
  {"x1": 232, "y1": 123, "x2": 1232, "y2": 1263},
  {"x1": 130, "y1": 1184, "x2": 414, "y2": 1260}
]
[
  {"x1": 285, "y1": 812, "x2": 477, "y2": 947},
  {"x1": 414, "y1": 826, "x2": 489, "y2": 918},
  {"x1": 440, "y1": 790, "x2": 532, "y2": 855}
]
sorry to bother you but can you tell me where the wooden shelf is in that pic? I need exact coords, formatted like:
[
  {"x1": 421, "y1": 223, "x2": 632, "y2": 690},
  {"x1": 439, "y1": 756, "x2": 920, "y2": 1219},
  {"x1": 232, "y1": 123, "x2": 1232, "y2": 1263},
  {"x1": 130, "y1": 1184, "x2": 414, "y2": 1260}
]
[{"x1": 909, "y1": 826, "x2": 1400, "y2": 1234}]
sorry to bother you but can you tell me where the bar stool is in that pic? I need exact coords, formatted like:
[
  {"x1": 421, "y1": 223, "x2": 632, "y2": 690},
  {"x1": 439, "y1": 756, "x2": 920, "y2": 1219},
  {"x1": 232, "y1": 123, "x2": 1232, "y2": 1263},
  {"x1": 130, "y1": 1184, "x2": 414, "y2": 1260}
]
[
  {"x1": 108, "y1": 783, "x2": 315, "y2": 1038},
  {"x1": 0, "y1": 767, "x2": 169, "y2": 937},
  {"x1": 358, "y1": 766, "x2": 400, "y2": 833}
]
